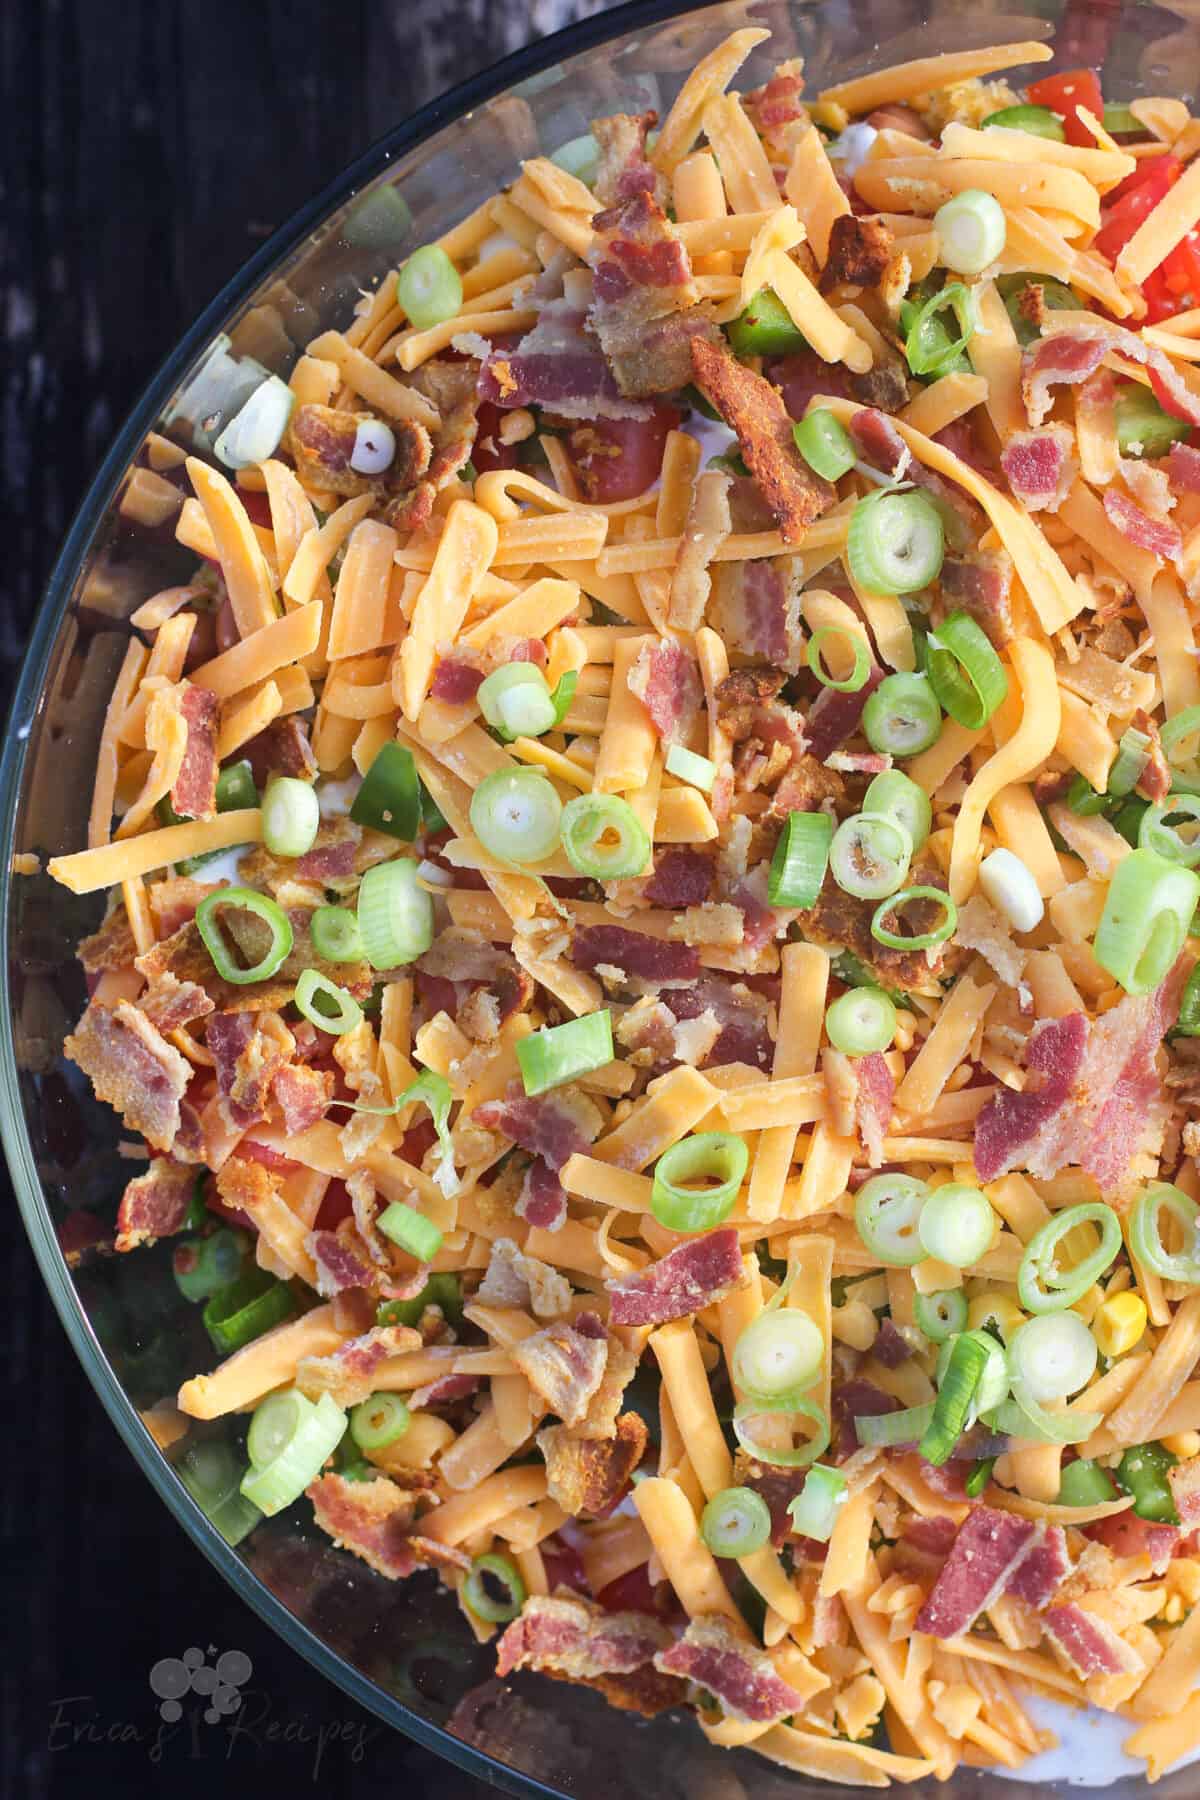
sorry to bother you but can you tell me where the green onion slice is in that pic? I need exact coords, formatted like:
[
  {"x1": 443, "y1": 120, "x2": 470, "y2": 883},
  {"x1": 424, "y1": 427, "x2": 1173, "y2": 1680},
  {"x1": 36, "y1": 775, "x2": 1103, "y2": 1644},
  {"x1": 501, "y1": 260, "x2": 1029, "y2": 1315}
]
[
  {"x1": 982, "y1": 104, "x2": 1066, "y2": 141},
  {"x1": 733, "y1": 1299, "x2": 824, "y2": 1412},
  {"x1": 966, "y1": 1457, "x2": 996, "y2": 1498},
  {"x1": 240, "y1": 1390, "x2": 347, "y2": 1517},
  {"x1": 378, "y1": 1200, "x2": 444, "y2": 1262},
  {"x1": 651, "y1": 1132, "x2": 748, "y2": 1232},
  {"x1": 1107, "y1": 727, "x2": 1151, "y2": 798},
  {"x1": 904, "y1": 282, "x2": 978, "y2": 380},
  {"x1": 926, "y1": 611, "x2": 1009, "y2": 729},
  {"x1": 1009, "y1": 1312, "x2": 1098, "y2": 1404},
  {"x1": 1130, "y1": 1182, "x2": 1200, "y2": 1284},
  {"x1": 172, "y1": 1228, "x2": 243, "y2": 1302},
  {"x1": 397, "y1": 245, "x2": 463, "y2": 331},
  {"x1": 350, "y1": 742, "x2": 421, "y2": 840},
  {"x1": 478, "y1": 665, "x2": 558, "y2": 741},
  {"x1": 561, "y1": 792, "x2": 651, "y2": 880},
  {"x1": 177, "y1": 1441, "x2": 262, "y2": 1546},
  {"x1": 731, "y1": 1399, "x2": 831, "y2": 1469},
  {"x1": 767, "y1": 811, "x2": 833, "y2": 908},
  {"x1": 919, "y1": 1331, "x2": 988, "y2": 1465},
  {"x1": 262, "y1": 775, "x2": 320, "y2": 858},
  {"x1": 195, "y1": 887, "x2": 293, "y2": 986},
  {"x1": 807, "y1": 624, "x2": 871, "y2": 692},
  {"x1": 1162, "y1": 705, "x2": 1200, "y2": 767},
  {"x1": 310, "y1": 904, "x2": 364, "y2": 963},
  {"x1": 848, "y1": 490, "x2": 945, "y2": 594},
  {"x1": 357, "y1": 858, "x2": 434, "y2": 968},
  {"x1": 934, "y1": 189, "x2": 1007, "y2": 276},
  {"x1": 516, "y1": 1010, "x2": 613, "y2": 1097},
  {"x1": 1056, "y1": 1458, "x2": 1118, "y2": 1507},
  {"x1": 917, "y1": 1183, "x2": 995, "y2": 1267},
  {"x1": 463, "y1": 1552, "x2": 527, "y2": 1623},
  {"x1": 871, "y1": 885, "x2": 957, "y2": 951},
  {"x1": 855, "y1": 1172, "x2": 929, "y2": 1266},
  {"x1": 863, "y1": 769, "x2": 932, "y2": 850},
  {"x1": 665, "y1": 744, "x2": 717, "y2": 792},
  {"x1": 786, "y1": 1464, "x2": 848, "y2": 1542},
  {"x1": 216, "y1": 759, "x2": 259, "y2": 812},
  {"x1": 470, "y1": 767, "x2": 562, "y2": 865},
  {"x1": 203, "y1": 1269, "x2": 294, "y2": 1354},
  {"x1": 1017, "y1": 1203, "x2": 1123, "y2": 1314},
  {"x1": 990, "y1": 1393, "x2": 1103, "y2": 1446},
  {"x1": 1139, "y1": 794, "x2": 1200, "y2": 868},
  {"x1": 350, "y1": 1391, "x2": 411, "y2": 1452},
  {"x1": 295, "y1": 968, "x2": 364, "y2": 1036},
  {"x1": 913, "y1": 1288, "x2": 969, "y2": 1343},
  {"x1": 825, "y1": 985, "x2": 896, "y2": 1055},
  {"x1": 939, "y1": 1328, "x2": 1011, "y2": 1414},
  {"x1": 701, "y1": 1485, "x2": 772, "y2": 1557},
  {"x1": 1094, "y1": 847, "x2": 1200, "y2": 994},
  {"x1": 862, "y1": 672, "x2": 943, "y2": 757},
  {"x1": 793, "y1": 409, "x2": 857, "y2": 482},
  {"x1": 854, "y1": 1402, "x2": 935, "y2": 1448},
  {"x1": 830, "y1": 811, "x2": 913, "y2": 901}
]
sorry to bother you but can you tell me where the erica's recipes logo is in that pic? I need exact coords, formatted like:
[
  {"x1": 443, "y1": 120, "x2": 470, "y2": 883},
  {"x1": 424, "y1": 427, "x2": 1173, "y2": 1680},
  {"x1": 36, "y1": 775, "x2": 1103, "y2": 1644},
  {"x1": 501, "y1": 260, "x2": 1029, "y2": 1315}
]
[{"x1": 148, "y1": 1645, "x2": 253, "y2": 1724}]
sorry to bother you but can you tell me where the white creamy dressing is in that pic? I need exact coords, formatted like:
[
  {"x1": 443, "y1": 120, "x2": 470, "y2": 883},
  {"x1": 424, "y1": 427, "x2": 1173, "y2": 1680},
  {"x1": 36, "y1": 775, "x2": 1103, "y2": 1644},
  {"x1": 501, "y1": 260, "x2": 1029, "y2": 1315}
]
[
  {"x1": 993, "y1": 1690, "x2": 1200, "y2": 1787},
  {"x1": 827, "y1": 122, "x2": 878, "y2": 178},
  {"x1": 192, "y1": 845, "x2": 246, "y2": 887},
  {"x1": 681, "y1": 413, "x2": 738, "y2": 465},
  {"x1": 317, "y1": 775, "x2": 360, "y2": 820}
]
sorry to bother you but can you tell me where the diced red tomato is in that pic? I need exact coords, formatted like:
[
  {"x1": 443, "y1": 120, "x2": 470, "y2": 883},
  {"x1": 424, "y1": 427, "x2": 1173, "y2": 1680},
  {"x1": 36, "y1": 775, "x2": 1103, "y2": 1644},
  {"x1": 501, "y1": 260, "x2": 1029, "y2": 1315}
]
[
  {"x1": 1084, "y1": 1511, "x2": 1178, "y2": 1560},
  {"x1": 314, "y1": 1176, "x2": 354, "y2": 1232},
  {"x1": 237, "y1": 487, "x2": 274, "y2": 528},
  {"x1": 1026, "y1": 67, "x2": 1105, "y2": 148},
  {"x1": 399, "y1": 1116, "x2": 438, "y2": 1167},
  {"x1": 540, "y1": 1535, "x2": 589, "y2": 1595},
  {"x1": 1093, "y1": 154, "x2": 1181, "y2": 263},
  {"x1": 57, "y1": 1209, "x2": 112, "y2": 1258},
  {"x1": 472, "y1": 400, "x2": 520, "y2": 475},
  {"x1": 566, "y1": 402, "x2": 682, "y2": 502},
  {"x1": 595, "y1": 1562, "x2": 667, "y2": 1616}
]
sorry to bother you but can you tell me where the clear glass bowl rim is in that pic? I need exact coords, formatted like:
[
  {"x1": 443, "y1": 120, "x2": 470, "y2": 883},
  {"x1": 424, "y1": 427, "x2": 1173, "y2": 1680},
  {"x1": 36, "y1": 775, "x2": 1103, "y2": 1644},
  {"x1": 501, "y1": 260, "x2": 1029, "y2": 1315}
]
[{"x1": 0, "y1": 1, "x2": 718, "y2": 1787}]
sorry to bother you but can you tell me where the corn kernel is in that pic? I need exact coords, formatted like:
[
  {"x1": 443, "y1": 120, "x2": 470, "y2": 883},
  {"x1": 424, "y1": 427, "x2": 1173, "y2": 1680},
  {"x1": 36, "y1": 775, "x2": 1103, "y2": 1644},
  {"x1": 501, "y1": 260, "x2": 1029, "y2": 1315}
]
[
  {"x1": 967, "y1": 1293, "x2": 1025, "y2": 1342},
  {"x1": 1094, "y1": 1291, "x2": 1148, "y2": 1358},
  {"x1": 1162, "y1": 1431, "x2": 1200, "y2": 1459}
]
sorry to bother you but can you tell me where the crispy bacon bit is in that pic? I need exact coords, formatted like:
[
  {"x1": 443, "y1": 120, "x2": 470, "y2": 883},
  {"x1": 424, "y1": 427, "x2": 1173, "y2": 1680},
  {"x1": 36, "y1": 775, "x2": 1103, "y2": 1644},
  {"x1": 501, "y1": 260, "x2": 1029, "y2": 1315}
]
[
  {"x1": 479, "y1": 297, "x2": 651, "y2": 422},
  {"x1": 873, "y1": 1318, "x2": 914, "y2": 1368},
  {"x1": 631, "y1": 973, "x2": 773, "y2": 1072},
  {"x1": 516, "y1": 1159, "x2": 569, "y2": 1232},
  {"x1": 307, "y1": 1229, "x2": 377, "y2": 1297},
  {"x1": 241, "y1": 716, "x2": 317, "y2": 786},
  {"x1": 797, "y1": 865, "x2": 957, "y2": 993},
  {"x1": 1024, "y1": 318, "x2": 1200, "y2": 430},
  {"x1": 496, "y1": 1593, "x2": 673, "y2": 1684},
  {"x1": 538, "y1": 1413, "x2": 648, "y2": 1515},
  {"x1": 1005, "y1": 1525, "x2": 1070, "y2": 1609},
  {"x1": 64, "y1": 1001, "x2": 191, "y2": 1153},
  {"x1": 308, "y1": 1472, "x2": 468, "y2": 1580},
  {"x1": 477, "y1": 1236, "x2": 572, "y2": 1319},
  {"x1": 627, "y1": 638, "x2": 704, "y2": 746},
  {"x1": 1001, "y1": 425, "x2": 1076, "y2": 514},
  {"x1": 473, "y1": 1084, "x2": 602, "y2": 1169},
  {"x1": 803, "y1": 667, "x2": 884, "y2": 763},
  {"x1": 915, "y1": 1506, "x2": 1042, "y2": 1638},
  {"x1": 644, "y1": 849, "x2": 714, "y2": 909},
  {"x1": 147, "y1": 875, "x2": 220, "y2": 939},
  {"x1": 78, "y1": 906, "x2": 138, "y2": 973},
  {"x1": 295, "y1": 827, "x2": 360, "y2": 883},
  {"x1": 709, "y1": 557, "x2": 804, "y2": 672},
  {"x1": 668, "y1": 468, "x2": 732, "y2": 632},
  {"x1": 114, "y1": 1157, "x2": 195, "y2": 1252},
  {"x1": 853, "y1": 1050, "x2": 894, "y2": 1168},
  {"x1": 654, "y1": 1617, "x2": 805, "y2": 1723},
  {"x1": 1168, "y1": 1458, "x2": 1200, "y2": 1526},
  {"x1": 607, "y1": 1228, "x2": 746, "y2": 1327},
  {"x1": 1104, "y1": 487, "x2": 1183, "y2": 561},
  {"x1": 974, "y1": 956, "x2": 1192, "y2": 1190},
  {"x1": 570, "y1": 924, "x2": 700, "y2": 984},
  {"x1": 820, "y1": 214, "x2": 893, "y2": 292},
  {"x1": 511, "y1": 1315, "x2": 610, "y2": 1425},
  {"x1": 288, "y1": 403, "x2": 432, "y2": 498},
  {"x1": 296, "y1": 1323, "x2": 422, "y2": 1408},
  {"x1": 139, "y1": 973, "x2": 214, "y2": 1032},
  {"x1": 208, "y1": 1010, "x2": 295, "y2": 1128},
  {"x1": 848, "y1": 407, "x2": 981, "y2": 546},
  {"x1": 1042, "y1": 1603, "x2": 1142, "y2": 1678},
  {"x1": 592, "y1": 111, "x2": 664, "y2": 208},
  {"x1": 170, "y1": 685, "x2": 219, "y2": 820},
  {"x1": 410, "y1": 1372, "x2": 481, "y2": 1409},
  {"x1": 834, "y1": 1378, "x2": 900, "y2": 1454},
  {"x1": 935, "y1": 551, "x2": 1015, "y2": 649},
  {"x1": 745, "y1": 66, "x2": 807, "y2": 136},
  {"x1": 271, "y1": 1062, "x2": 332, "y2": 1134},
  {"x1": 691, "y1": 335, "x2": 834, "y2": 543},
  {"x1": 902, "y1": 1514, "x2": 958, "y2": 1557},
  {"x1": 1169, "y1": 441, "x2": 1200, "y2": 493},
  {"x1": 588, "y1": 192, "x2": 719, "y2": 399},
  {"x1": 429, "y1": 656, "x2": 484, "y2": 704},
  {"x1": 1131, "y1": 707, "x2": 1172, "y2": 804}
]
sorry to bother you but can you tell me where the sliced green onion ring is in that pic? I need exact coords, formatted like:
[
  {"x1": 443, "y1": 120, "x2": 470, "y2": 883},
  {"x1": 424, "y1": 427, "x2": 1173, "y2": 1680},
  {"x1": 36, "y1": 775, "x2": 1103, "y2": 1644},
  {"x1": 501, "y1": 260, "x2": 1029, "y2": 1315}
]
[
  {"x1": 1162, "y1": 705, "x2": 1200, "y2": 767},
  {"x1": 203, "y1": 1269, "x2": 294, "y2": 1355},
  {"x1": 701, "y1": 1485, "x2": 772, "y2": 1557},
  {"x1": 1094, "y1": 847, "x2": 1200, "y2": 994},
  {"x1": 825, "y1": 985, "x2": 897, "y2": 1055},
  {"x1": 731, "y1": 1399, "x2": 830, "y2": 1469},
  {"x1": 862, "y1": 672, "x2": 943, "y2": 757},
  {"x1": 1139, "y1": 794, "x2": 1200, "y2": 868},
  {"x1": 261, "y1": 775, "x2": 320, "y2": 858},
  {"x1": 767, "y1": 811, "x2": 833, "y2": 908},
  {"x1": 855, "y1": 1172, "x2": 929, "y2": 1266},
  {"x1": 794, "y1": 408, "x2": 857, "y2": 481},
  {"x1": 177, "y1": 1441, "x2": 262, "y2": 1545},
  {"x1": 829, "y1": 811, "x2": 913, "y2": 901},
  {"x1": 934, "y1": 190, "x2": 1007, "y2": 276},
  {"x1": 904, "y1": 282, "x2": 978, "y2": 380},
  {"x1": 1017, "y1": 1203, "x2": 1123, "y2": 1315},
  {"x1": 1130, "y1": 1182, "x2": 1200, "y2": 1284},
  {"x1": 920, "y1": 1330, "x2": 988, "y2": 1465},
  {"x1": 357, "y1": 858, "x2": 434, "y2": 968},
  {"x1": 651, "y1": 1132, "x2": 748, "y2": 1232},
  {"x1": 665, "y1": 744, "x2": 717, "y2": 791},
  {"x1": 248, "y1": 1389, "x2": 308, "y2": 1468},
  {"x1": 733, "y1": 1307, "x2": 825, "y2": 1411},
  {"x1": 172, "y1": 1228, "x2": 243, "y2": 1302},
  {"x1": 926, "y1": 611, "x2": 1009, "y2": 729},
  {"x1": 863, "y1": 769, "x2": 932, "y2": 850},
  {"x1": 982, "y1": 104, "x2": 1066, "y2": 141},
  {"x1": 806, "y1": 624, "x2": 871, "y2": 694},
  {"x1": 1008, "y1": 1312, "x2": 1098, "y2": 1403},
  {"x1": 990, "y1": 1392, "x2": 1102, "y2": 1446},
  {"x1": 478, "y1": 665, "x2": 557, "y2": 741},
  {"x1": 464, "y1": 1551, "x2": 527, "y2": 1623},
  {"x1": 195, "y1": 887, "x2": 293, "y2": 987},
  {"x1": 397, "y1": 245, "x2": 463, "y2": 331},
  {"x1": 240, "y1": 1390, "x2": 348, "y2": 1517},
  {"x1": 350, "y1": 1391, "x2": 411, "y2": 1452},
  {"x1": 350, "y1": 741, "x2": 421, "y2": 840},
  {"x1": 871, "y1": 885, "x2": 958, "y2": 951},
  {"x1": 918, "y1": 1183, "x2": 995, "y2": 1267},
  {"x1": 378, "y1": 1200, "x2": 444, "y2": 1262},
  {"x1": 1108, "y1": 727, "x2": 1151, "y2": 798},
  {"x1": 913, "y1": 1288, "x2": 969, "y2": 1343},
  {"x1": 295, "y1": 968, "x2": 364, "y2": 1036},
  {"x1": 786, "y1": 1464, "x2": 848, "y2": 1542},
  {"x1": 848, "y1": 489, "x2": 945, "y2": 594},
  {"x1": 310, "y1": 904, "x2": 364, "y2": 963},
  {"x1": 516, "y1": 1010, "x2": 614, "y2": 1097},
  {"x1": 561, "y1": 792, "x2": 651, "y2": 880},
  {"x1": 470, "y1": 767, "x2": 563, "y2": 865},
  {"x1": 853, "y1": 1402, "x2": 935, "y2": 1448}
]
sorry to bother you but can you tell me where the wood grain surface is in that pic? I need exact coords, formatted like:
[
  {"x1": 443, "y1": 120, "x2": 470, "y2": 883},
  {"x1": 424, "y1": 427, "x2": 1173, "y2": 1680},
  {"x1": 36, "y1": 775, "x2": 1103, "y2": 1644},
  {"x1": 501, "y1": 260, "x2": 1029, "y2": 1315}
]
[{"x1": 1, "y1": 4, "x2": 609, "y2": 1796}]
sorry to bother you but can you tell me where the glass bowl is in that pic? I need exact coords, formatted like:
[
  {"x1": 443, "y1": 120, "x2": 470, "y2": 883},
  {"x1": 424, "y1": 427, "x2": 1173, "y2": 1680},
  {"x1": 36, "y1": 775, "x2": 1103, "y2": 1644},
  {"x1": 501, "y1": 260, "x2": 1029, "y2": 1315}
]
[{"x1": 6, "y1": 1, "x2": 1199, "y2": 1793}]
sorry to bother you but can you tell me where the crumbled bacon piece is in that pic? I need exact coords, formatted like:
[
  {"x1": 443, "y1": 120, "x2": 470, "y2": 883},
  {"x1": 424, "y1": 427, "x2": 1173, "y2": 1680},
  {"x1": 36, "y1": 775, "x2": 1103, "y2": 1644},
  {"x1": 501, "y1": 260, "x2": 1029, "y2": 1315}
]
[
  {"x1": 797, "y1": 865, "x2": 957, "y2": 993},
  {"x1": 709, "y1": 557, "x2": 804, "y2": 671},
  {"x1": 1131, "y1": 707, "x2": 1172, "y2": 804},
  {"x1": 591, "y1": 110, "x2": 664, "y2": 208},
  {"x1": 271, "y1": 1062, "x2": 332, "y2": 1134},
  {"x1": 848, "y1": 407, "x2": 982, "y2": 546},
  {"x1": 1005, "y1": 1525, "x2": 1070, "y2": 1609},
  {"x1": 511, "y1": 1315, "x2": 610, "y2": 1425},
  {"x1": 171, "y1": 685, "x2": 220, "y2": 820},
  {"x1": 1104, "y1": 487, "x2": 1182, "y2": 562},
  {"x1": 78, "y1": 906, "x2": 138, "y2": 973},
  {"x1": 644, "y1": 849, "x2": 714, "y2": 909},
  {"x1": 1169, "y1": 441, "x2": 1200, "y2": 493},
  {"x1": 63, "y1": 1001, "x2": 191, "y2": 1153},
  {"x1": 138, "y1": 973, "x2": 214, "y2": 1033},
  {"x1": 429, "y1": 656, "x2": 484, "y2": 704},
  {"x1": 287, "y1": 404, "x2": 432, "y2": 498},
  {"x1": 479, "y1": 297, "x2": 649, "y2": 422},
  {"x1": 570, "y1": 924, "x2": 700, "y2": 984},
  {"x1": 241, "y1": 716, "x2": 317, "y2": 786},
  {"x1": 1168, "y1": 1459, "x2": 1200, "y2": 1525},
  {"x1": 296, "y1": 1323, "x2": 422, "y2": 1408},
  {"x1": 114, "y1": 1157, "x2": 195, "y2": 1252},
  {"x1": 915, "y1": 1507, "x2": 1042, "y2": 1638},
  {"x1": 588, "y1": 192, "x2": 719, "y2": 399},
  {"x1": 690, "y1": 336, "x2": 834, "y2": 543},
  {"x1": 628, "y1": 639, "x2": 704, "y2": 746},
  {"x1": 207, "y1": 1010, "x2": 295, "y2": 1129},
  {"x1": 1042, "y1": 1603, "x2": 1142, "y2": 1678},
  {"x1": 1023, "y1": 318, "x2": 1200, "y2": 430},
  {"x1": 473, "y1": 1085, "x2": 602, "y2": 1170},
  {"x1": 935, "y1": 551, "x2": 1015, "y2": 649},
  {"x1": 308, "y1": 1472, "x2": 467, "y2": 1580},
  {"x1": 1001, "y1": 425, "x2": 1076, "y2": 514},
  {"x1": 477, "y1": 1237, "x2": 572, "y2": 1319},
  {"x1": 516, "y1": 1159, "x2": 569, "y2": 1232},
  {"x1": 872, "y1": 1318, "x2": 914, "y2": 1368},
  {"x1": 653, "y1": 1617, "x2": 805, "y2": 1723},
  {"x1": 803, "y1": 667, "x2": 885, "y2": 763},
  {"x1": 495, "y1": 1593, "x2": 677, "y2": 1714},
  {"x1": 607, "y1": 1228, "x2": 746, "y2": 1327},
  {"x1": 538, "y1": 1413, "x2": 648, "y2": 1515},
  {"x1": 307, "y1": 1229, "x2": 377, "y2": 1297},
  {"x1": 819, "y1": 214, "x2": 893, "y2": 292},
  {"x1": 853, "y1": 1050, "x2": 894, "y2": 1167},
  {"x1": 410, "y1": 1372, "x2": 481, "y2": 1409},
  {"x1": 745, "y1": 66, "x2": 807, "y2": 136}
]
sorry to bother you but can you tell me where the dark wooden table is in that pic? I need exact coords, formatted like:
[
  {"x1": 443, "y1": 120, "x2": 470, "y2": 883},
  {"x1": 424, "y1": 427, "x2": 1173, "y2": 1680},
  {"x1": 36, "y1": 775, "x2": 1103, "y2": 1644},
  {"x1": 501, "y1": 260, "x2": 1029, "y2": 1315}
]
[{"x1": 1, "y1": 4, "x2": 612, "y2": 1795}]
